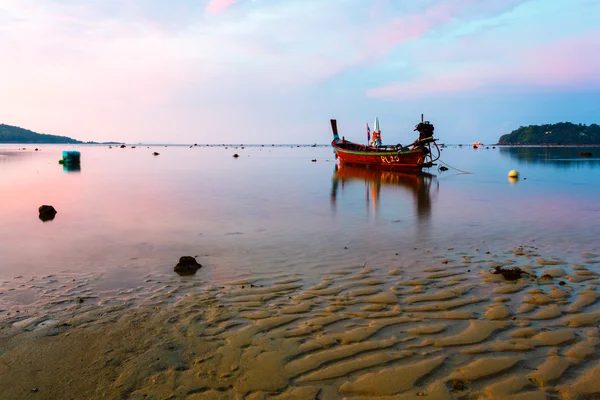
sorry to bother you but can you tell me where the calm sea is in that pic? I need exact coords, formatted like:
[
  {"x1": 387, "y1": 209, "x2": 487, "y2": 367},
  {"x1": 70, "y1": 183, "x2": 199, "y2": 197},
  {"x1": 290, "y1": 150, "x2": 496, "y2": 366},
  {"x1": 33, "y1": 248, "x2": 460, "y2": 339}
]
[{"x1": 1, "y1": 144, "x2": 600, "y2": 307}]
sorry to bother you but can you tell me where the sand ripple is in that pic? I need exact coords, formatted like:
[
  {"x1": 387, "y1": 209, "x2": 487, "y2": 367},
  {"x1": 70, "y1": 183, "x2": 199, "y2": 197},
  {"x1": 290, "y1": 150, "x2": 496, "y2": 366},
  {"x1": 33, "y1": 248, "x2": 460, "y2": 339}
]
[{"x1": 0, "y1": 248, "x2": 598, "y2": 399}]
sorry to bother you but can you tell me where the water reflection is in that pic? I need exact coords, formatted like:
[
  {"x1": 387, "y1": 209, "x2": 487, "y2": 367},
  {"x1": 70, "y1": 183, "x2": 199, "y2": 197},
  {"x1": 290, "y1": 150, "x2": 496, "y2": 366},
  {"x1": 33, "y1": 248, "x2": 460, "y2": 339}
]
[
  {"x1": 62, "y1": 163, "x2": 81, "y2": 172},
  {"x1": 499, "y1": 146, "x2": 600, "y2": 168},
  {"x1": 0, "y1": 150, "x2": 33, "y2": 165},
  {"x1": 331, "y1": 165, "x2": 436, "y2": 220}
]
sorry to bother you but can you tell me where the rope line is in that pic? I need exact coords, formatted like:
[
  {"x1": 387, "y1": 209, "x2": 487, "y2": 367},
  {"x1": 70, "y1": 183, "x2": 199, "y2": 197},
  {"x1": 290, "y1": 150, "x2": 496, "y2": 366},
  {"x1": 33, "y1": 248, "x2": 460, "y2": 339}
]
[{"x1": 438, "y1": 159, "x2": 473, "y2": 174}]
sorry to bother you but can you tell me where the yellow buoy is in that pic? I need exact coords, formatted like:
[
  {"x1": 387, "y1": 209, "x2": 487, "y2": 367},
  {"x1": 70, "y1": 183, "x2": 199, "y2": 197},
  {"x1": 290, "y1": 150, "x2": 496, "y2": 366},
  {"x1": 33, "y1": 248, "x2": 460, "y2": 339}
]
[{"x1": 508, "y1": 170, "x2": 519, "y2": 178}]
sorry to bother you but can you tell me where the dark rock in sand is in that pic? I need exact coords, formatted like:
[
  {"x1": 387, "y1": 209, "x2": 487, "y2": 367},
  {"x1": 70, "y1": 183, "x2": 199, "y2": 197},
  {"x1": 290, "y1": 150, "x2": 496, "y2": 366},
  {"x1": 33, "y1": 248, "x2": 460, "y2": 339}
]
[
  {"x1": 120, "y1": 145, "x2": 126, "y2": 148},
  {"x1": 38, "y1": 205, "x2": 57, "y2": 222},
  {"x1": 233, "y1": 154, "x2": 239, "y2": 158},
  {"x1": 174, "y1": 256, "x2": 202, "y2": 275},
  {"x1": 153, "y1": 152, "x2": 160, "y2": 156},
  {"x1": 493, "y1": 266, "x2": 528, "y2": 281}
]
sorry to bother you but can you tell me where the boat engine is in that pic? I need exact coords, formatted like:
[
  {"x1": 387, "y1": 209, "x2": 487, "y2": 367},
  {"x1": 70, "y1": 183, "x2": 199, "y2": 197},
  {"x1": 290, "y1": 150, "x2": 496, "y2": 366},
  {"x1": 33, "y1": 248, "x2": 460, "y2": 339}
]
[
  {"x1": 414, "y1": 121, "x2": 435, "y2": 141},
  {"x1": 412, "y1": 115, "x2": 440, "y2": 168}
]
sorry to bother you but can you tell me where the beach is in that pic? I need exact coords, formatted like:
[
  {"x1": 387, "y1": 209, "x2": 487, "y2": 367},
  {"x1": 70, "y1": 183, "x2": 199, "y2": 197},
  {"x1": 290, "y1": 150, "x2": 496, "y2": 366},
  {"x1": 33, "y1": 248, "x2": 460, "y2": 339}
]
[
  {"x1": 2, "y1": 0, "x2": 600, "y2": 396},
  {"x1": 1, "y1": 246, "x2": 599, "y2": 399}
]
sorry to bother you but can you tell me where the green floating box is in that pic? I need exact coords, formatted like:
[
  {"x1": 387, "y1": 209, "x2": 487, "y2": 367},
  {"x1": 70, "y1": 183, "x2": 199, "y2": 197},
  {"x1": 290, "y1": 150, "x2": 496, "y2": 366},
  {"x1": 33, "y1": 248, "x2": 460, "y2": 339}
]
[{"x1": 59, "y1": 150, "x2": 81, "y2": 165}]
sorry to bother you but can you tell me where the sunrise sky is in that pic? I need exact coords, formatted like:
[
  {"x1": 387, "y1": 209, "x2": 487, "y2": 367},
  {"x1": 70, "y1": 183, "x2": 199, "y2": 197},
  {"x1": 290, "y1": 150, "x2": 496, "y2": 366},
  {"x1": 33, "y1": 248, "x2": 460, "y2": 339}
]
[{"x1": 1, "y1": 0, "x2": 599, "y2": 144}]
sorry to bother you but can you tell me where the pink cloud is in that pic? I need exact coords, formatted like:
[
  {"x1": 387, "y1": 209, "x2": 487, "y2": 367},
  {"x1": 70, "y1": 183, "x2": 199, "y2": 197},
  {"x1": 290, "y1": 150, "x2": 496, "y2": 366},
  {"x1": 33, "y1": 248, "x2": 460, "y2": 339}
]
[
  {"x1": 368, "y1": 30, "x2": 600, "y2": 99},
  {"x1": 205, "y1": 0, "x2": 239, "y2": 13},
  {"x1": 358, "y1": 0, "x2": 479, "y2": 64},
  {"x1": 518, "y1": 33, "x2": 600, "y2": 86}
]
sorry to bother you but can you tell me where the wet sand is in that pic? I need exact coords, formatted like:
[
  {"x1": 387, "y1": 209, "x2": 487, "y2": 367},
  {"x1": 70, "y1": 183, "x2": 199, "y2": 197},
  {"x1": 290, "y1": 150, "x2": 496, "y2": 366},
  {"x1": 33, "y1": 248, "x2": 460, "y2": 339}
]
[{"x1": 1, "y1": 246, "x2": 599, "y2": 399}]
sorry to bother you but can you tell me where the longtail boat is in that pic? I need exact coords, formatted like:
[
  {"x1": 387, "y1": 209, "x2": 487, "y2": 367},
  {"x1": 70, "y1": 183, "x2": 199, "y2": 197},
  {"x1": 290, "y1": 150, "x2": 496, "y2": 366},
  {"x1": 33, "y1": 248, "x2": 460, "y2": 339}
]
[{"x1": 330, "y1": 115, "x2": 440, "y2": 171}]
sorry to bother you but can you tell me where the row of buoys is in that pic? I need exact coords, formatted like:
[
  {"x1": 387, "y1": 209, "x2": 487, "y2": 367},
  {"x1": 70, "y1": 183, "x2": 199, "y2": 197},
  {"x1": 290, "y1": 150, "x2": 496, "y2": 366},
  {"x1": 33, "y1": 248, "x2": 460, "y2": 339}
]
[{"x1": 53, "y1": 149, "x2": 523, "y2": 186}]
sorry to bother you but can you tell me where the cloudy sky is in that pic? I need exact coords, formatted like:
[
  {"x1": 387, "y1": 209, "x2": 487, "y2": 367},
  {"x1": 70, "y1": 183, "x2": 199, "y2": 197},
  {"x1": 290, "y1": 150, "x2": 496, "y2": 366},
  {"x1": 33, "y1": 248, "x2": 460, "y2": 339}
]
[{"x1": 1, "y1": 0, "x2": 599, "y2": 144}]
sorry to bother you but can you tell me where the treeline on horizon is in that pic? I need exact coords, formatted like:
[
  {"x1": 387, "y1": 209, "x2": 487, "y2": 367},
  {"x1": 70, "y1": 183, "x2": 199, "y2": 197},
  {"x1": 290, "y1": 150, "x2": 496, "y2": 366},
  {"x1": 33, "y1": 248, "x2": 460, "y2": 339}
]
[
  {"x1": 498, "y1": 122, "x2": 600, "y2": 145},
  {"x1": 0, "y1": 123, "x2": 120, "y2": 144},
  {"x1": 0, "y1": 123, "x2": 82, "y2": 143}
]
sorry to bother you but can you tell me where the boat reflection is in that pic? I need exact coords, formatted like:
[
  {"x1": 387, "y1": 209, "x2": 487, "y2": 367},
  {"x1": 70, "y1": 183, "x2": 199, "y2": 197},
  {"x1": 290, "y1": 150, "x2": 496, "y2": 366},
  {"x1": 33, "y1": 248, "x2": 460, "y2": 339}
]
[{"x1": 330, "y1": 165, "x2": 436, "y2": 220}]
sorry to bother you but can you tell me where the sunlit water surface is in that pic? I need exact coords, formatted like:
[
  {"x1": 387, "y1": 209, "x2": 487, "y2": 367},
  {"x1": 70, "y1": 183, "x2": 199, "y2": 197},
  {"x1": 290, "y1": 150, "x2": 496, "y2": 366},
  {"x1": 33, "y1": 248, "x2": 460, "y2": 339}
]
[{"x1": 1, "y1": 144, "x2": 600, "y2": 311}]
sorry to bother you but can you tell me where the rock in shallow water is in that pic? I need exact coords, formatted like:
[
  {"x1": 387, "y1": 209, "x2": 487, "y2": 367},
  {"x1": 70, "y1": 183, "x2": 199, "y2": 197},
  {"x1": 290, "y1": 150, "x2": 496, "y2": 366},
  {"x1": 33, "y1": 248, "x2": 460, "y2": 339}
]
[
  {"x1": 174, "y1": 256, "x2": 202, "y2": 275},
  {"x1": 38, "y1": 205, "x2": 57, "y2": 222},
  {"x1": 493, "y1": 266, "x2": 528, "y2": 281}
]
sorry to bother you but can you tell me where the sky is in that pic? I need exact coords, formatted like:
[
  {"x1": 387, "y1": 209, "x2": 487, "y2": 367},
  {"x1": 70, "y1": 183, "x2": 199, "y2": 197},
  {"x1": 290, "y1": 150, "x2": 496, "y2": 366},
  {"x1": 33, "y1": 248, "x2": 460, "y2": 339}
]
[{"x1": 0, "y1": 0, "x2": 599, "y2": 144}]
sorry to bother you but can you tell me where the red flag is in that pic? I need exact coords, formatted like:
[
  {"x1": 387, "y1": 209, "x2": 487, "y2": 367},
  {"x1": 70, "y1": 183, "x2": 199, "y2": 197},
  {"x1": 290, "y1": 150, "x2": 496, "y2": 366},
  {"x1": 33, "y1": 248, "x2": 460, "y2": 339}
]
[{"x1": 366, "y1": 123, "x2": 370, "y2": 143}]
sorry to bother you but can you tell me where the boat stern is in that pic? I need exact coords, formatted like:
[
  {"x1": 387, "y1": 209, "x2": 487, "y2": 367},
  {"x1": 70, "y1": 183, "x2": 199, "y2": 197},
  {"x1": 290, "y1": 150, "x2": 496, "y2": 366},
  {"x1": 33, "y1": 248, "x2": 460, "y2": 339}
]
[{"x1": 330, "y1": 119, "x2": 340, "y2": 142}]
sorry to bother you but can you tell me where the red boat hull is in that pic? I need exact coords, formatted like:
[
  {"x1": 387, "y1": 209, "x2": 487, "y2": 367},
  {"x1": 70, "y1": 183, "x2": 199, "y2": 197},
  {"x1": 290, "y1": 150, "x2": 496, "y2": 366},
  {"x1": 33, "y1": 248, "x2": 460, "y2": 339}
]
[{"x1": 332, "y1": 141, "x2": 429, "y2": 171}]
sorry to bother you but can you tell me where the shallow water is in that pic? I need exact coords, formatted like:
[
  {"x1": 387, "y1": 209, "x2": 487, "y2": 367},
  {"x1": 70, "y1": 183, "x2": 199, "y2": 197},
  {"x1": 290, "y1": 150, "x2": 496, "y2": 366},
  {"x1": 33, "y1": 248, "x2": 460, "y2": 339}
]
[
  {"x1": 1, "y1": 144, "x2": 600, "y2": 309},
  {"x1": 1, "y1": 144, "x2": 600, "y2": 399}
]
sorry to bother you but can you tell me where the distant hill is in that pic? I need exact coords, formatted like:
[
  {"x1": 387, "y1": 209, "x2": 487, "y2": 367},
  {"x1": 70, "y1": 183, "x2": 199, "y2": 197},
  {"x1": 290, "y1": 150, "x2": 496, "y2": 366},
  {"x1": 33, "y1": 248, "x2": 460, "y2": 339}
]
[
  {"x1": 498, "y1": 122, "x2": 600, "y2": 145},
  {"x1": 0, "y1": 123, "x2": 120, "y2": 144},
  {"x1": 0, "y1": 124, "x2": 83, "y2": 143}
]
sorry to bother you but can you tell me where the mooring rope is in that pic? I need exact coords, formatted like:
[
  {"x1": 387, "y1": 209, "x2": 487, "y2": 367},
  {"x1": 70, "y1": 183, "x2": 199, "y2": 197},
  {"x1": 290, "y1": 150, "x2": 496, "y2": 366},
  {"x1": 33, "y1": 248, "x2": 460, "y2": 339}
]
[{"x1": 438, "y1": 159, "x2": 473, "y2": 174}]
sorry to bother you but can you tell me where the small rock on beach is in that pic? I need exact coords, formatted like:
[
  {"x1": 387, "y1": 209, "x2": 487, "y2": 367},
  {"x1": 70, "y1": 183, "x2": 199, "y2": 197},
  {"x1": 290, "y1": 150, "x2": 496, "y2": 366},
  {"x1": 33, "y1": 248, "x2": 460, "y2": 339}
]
[{"x1": 174, "y1": 256, "x2": 202, "y2": 275}]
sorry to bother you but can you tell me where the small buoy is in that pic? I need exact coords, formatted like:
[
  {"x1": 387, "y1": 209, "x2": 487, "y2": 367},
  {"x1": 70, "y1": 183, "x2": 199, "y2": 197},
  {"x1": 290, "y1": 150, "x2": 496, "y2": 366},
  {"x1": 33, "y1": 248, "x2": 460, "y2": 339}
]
[{"x1": 508, "y1": 170, "x2": 519, "y2": 178}]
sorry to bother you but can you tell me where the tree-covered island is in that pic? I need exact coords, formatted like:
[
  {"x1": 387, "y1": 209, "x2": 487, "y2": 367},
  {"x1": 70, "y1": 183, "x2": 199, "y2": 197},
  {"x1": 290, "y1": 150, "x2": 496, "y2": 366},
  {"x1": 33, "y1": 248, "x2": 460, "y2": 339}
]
[
  {"x1": 0, "y1": 123, "x2": 119, "y2": 144},
  {"x1": 498, "y1": 122, "x2": 600, "y2": 145}
]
